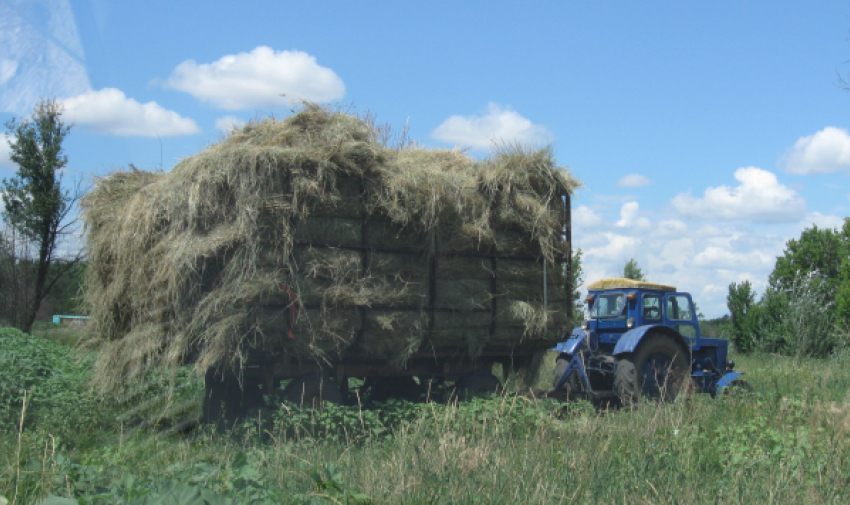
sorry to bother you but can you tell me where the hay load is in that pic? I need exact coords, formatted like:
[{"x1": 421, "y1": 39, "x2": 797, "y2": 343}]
[{"x1": 82, "y1": 106, "x2": 579, "y2": 393}]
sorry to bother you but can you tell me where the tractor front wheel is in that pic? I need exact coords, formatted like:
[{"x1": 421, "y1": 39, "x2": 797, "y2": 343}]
[
  {"x1": 552, "y1": 355, "x2": 579, "y2": 394},
  {"x1": 613, "y1": 332, "x2": 689, "y2": 405}
]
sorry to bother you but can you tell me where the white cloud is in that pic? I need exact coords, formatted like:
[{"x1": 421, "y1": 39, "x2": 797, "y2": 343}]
[
  {"x1": 215, "y1": 115, "x2": 246, "y2": 134},
  {"x1": 431, "y1": 103, "x2": 553, "y2": 150},
  {"x1": 782, "y1": 127, "x2": 850, "y2": 175},
  {"x1": 671, "y1": 167, "x2": 806, "y2": 222},
  {"x1": 585, "y1": 232, "x2": 640, "y2": 261},
  {"x1": 617, "y1": 173, "x2": 651, "y2": 187},
  {"x1": 692, "y1": 246, "x2": 771, "y2": 270},
  {"x1": 654, "y1": 219, "x2": 688, "y2": 237},
  {"x1": 616, "y1": 201, "x2": 638, "y2": 227},
  {"x1": 62, "y1": 88, "x2": 200, "y2": 137},
  {"x1": 573, "y1": 205, "x2": 603, "y2": 228},
  {"x1": 163, "y1": 47, "x2": 345, "y2": 110},
  {"x1": 615, "y1": 201, "x2": 651, "y2": 229},
  {"x1": 803, "y1": 212, "x2": 845, "y2": 231}
]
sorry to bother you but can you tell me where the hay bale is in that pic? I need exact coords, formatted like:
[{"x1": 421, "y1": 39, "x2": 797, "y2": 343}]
[{"x1": 82, "y1": 105, "x2": 579, "y2": 393}]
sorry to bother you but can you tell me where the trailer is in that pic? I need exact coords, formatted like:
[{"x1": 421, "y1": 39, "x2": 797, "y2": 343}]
[{"x1": 203, "y1": 189, "x2": 574, "y2": 424}]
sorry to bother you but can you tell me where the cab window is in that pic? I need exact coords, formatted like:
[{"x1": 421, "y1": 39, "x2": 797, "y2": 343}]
[
  {"x1": 666, "y1": 295, "x2": 693, "y2": 321},
  {"x1": 642, "y1": 294, "x2": 661, "y2": 320},
  {"x1": 590, "y1": 293, "x2": 625, "y2": 318}
]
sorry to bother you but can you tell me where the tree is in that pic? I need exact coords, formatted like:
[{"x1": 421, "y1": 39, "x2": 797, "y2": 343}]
[
  {"x1": 836, "y1": 258, "x2": 850, "y2": 325},
  {"x1": 727, "y1": 280, "x2": 758, "y2": 353},
  {"x1": 2, "y1": 99, "x2": 80, "y2": 333},
  {"x1": 623, "y1": 258, "x2": 645, "y2": 281},
  {"x1": 568, "y1": 248, "x2": 585, "y2": 321},
  {"x1": 768, "y1": 222, "x2": 849, "y2": 292}
]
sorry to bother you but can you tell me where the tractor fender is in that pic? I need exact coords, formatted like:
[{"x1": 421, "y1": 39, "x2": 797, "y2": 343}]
[
  {"x1": 715, "y1": 372, "x2": 743, "y2": 392},
  {"x1": 612, "y1": 325, "x2": 690, "y2": 357},
  {"x1": 552, "y1": 327, "x2": 587, "y2": 355}
]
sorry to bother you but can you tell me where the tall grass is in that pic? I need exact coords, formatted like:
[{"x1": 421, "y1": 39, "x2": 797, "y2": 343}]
[{"x1": 3, "y1": 329, "x2": 850, "y2": 503}]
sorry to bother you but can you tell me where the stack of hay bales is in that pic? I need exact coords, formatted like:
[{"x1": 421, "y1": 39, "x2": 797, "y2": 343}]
[{"x1": 82, "y1": 106, "x2": 579, "y2": 392}]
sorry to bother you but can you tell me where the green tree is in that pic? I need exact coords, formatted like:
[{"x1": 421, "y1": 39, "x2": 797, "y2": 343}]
[
  {"x1": 836, "y1": 258, "x2": 850, "y2": 325},
  {"x1": 768, "y1": 222, "x2": 849, "y2": 291},
  {"x1": 2, "y1": 99, "x2": 80, "y2": 333},
  {"x1": 727, "y1": 280, "x2": 758, "y2": 353},
  {"x1": 568, "y1": 248, "x2": 585, "y2": 321},
  {"x1": 623, "y1": 258, "x2": 645, "y2": 281}
]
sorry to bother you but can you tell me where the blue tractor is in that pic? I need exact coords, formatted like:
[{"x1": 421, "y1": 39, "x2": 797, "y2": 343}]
[{"x1": 552, "y1": 278, "x2": 744, "y2": 404}]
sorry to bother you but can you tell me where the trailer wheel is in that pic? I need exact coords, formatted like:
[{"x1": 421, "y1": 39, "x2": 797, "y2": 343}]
[
  {"x1": 614, "y1": 332, "x2": 689, "y2": 405},
  {"x1": 281, "y1": 373, "x2": 343, "y2": 407},
  {"x1": 456, "y1": 370, "x2": 502, "y2": 401},
  {"x1": 203, "y1": 369, "x2": 264, "y2": 429},
  {"x1": 369, "y1": 376, "x2": 422, "y2": 403}
]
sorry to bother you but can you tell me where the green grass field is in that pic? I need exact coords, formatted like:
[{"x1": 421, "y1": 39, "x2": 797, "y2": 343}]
[{"x1": 2, "y1": 326, "x2": 850, "y2": 504}]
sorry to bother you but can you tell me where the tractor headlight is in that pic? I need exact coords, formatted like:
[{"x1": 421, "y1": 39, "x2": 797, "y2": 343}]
[
  {"x1": 626, "y1": 317, "x2": 635, "y2": 329},
  {"x1": 581, "y1": 320, "x2": 589, "y2": 330}
]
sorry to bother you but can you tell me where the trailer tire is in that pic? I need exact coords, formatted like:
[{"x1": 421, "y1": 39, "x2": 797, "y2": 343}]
[
  {"x1": 614, "y1": 332, "x2": 689, "y2": 406},
  {"x1": 203, "y1": 369, "x2": 264, "y2": 429},
  {"x1": 281, "y1": 373, "x2": 342, "y2": 407},
  {"x1": 369, "y1": 376, "x2": 422, "y2": 403},
  {"x1": 456, "y1": 370, "x2": 502, "y2": 401}
]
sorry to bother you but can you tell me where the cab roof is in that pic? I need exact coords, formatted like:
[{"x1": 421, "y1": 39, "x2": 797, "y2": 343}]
[{"x1": 587, "y1": 277, "x2": 677, "y2": 292}]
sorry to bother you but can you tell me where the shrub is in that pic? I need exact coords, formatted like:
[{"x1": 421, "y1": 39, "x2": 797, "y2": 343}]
[
  {"x1": 0, "y1": 327, "x2": 106, "y2": 441},
  {"x1": 757, "y1": 273, "x2": 838, "y2": 358}
]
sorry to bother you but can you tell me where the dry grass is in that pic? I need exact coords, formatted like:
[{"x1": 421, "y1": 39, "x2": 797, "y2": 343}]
[{"x1": 81, "y1": 105, "x2": 580, "y2": 394}]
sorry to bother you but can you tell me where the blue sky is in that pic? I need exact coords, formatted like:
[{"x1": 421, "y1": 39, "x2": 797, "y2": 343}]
[{"x1": 2, "y1": 0, "x2": 850, "y2": 317}]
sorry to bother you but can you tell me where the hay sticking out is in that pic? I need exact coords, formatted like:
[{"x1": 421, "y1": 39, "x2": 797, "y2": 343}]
[{"x1": 82, "y1": 105, "x2": 579, "y2": 393}]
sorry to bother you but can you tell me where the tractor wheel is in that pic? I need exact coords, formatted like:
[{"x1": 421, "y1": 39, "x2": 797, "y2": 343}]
[
  {"x1": 202, "y1": 369, "x2": 264, "y2": 429},
  {"x1": 456, "y1": 370, "x2": 502, "y2": 401},
  {"x1": 552, "y1": 355, "x2": 579, "y2": 393},
  {"x1": 281, "y1": 373, "x2": 343, "y2": 407},
  {"x1": 369, "y1": 376, "x2": 423, "y2": 403},
  {"x1": 613, "y1": 332, "x2": 689, "y2": 406}
]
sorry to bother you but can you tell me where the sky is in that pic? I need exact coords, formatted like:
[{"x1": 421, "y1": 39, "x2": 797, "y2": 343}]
[{"x1": 1, "y1": 0, "x2": 850, "y2": 318}]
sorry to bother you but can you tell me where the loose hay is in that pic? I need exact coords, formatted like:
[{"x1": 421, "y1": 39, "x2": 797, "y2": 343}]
[{"x1": 81, "y1": 105, "x2": 579, "y2": 393}]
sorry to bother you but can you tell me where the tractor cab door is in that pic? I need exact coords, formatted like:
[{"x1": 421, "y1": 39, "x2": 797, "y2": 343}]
[{"x1": 662, "y1": 293, "x2": 699, "y2": 347}]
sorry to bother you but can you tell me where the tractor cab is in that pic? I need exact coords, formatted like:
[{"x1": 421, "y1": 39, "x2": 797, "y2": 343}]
[
  {"x1": 583, "y1": 279, "x2": 699, "y2": 352},
  {"x1": 552, "y1": 278, "x2": 743, "y2": 403}
]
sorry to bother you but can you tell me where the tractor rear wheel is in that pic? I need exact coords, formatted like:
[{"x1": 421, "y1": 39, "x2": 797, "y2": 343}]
[{"x1": 614, "y1": 332, "x2": 689, "y2": 405}]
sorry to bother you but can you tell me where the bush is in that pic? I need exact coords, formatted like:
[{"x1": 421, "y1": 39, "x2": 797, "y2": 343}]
[{"x1": 0, "y1": 327, "x2": 107, "y2": 441}]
